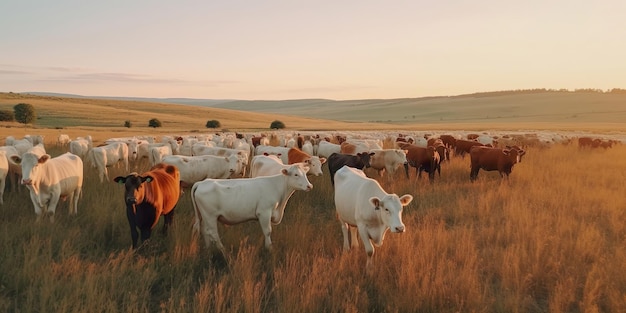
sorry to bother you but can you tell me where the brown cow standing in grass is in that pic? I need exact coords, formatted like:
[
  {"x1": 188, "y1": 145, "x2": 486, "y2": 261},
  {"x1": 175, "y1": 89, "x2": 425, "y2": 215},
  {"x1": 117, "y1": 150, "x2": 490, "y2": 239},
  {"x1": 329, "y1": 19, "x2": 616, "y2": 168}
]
[
  {"x1": 114, "y1": 163, "x2": 181, "y2": 248},
  {"x1": 469, "y1": 146, "x2": 525, "y2": 182},
  {"x1": 399, "y1": 143, "x2": 440, "y2": 183}
]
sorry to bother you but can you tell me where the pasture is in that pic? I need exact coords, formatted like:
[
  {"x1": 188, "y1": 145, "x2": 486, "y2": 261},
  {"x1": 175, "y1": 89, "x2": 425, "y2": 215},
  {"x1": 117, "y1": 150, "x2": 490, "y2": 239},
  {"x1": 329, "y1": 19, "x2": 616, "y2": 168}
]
[{"x1": 1, "y1": 140, "x2": 625, "y2": 312}]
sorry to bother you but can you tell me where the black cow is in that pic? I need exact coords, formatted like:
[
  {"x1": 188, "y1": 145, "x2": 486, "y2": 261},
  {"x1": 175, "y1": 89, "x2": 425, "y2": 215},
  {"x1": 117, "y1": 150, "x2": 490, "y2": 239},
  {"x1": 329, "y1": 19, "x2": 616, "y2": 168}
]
[{"x1": 327, "y1": 152, "x2": 374, "y2": 186}]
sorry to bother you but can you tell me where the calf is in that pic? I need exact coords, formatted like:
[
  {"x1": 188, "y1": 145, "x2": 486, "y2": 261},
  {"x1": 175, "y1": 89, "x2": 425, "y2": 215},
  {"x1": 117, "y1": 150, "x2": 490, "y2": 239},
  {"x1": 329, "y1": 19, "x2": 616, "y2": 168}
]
[
  {"x1": 114, "y1": 163, "x2": 181, "y2": 248},
  {"x1": 327, "y1": 152, "x2": 374, "y2": 186},
  {"x1": 469, "y1": 146, "x2": 525, "y2": 181},
  {"x1": 368, "y1": 149, "x2": 409, "y2": 179},
  {"x1": 334, "y1": 166, "x2": 413, "y2": 271},
  {"x1": 191, "y1": 164, "x2": 312, "y2": 251}
]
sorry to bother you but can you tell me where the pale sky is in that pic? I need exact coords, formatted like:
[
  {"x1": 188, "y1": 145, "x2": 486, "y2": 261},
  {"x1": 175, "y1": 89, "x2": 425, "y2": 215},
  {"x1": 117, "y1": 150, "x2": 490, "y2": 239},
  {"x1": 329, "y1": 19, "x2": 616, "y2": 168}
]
[{"x1": 1, "y1": 0, "x2": 625, "y2": 100}]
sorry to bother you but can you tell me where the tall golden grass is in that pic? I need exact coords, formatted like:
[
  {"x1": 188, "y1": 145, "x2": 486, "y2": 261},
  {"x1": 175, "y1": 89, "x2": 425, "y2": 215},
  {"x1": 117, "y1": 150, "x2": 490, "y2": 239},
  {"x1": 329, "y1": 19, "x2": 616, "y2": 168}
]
[{"x1": 0, "y1": 142, "x2": 624, "y2": 312}]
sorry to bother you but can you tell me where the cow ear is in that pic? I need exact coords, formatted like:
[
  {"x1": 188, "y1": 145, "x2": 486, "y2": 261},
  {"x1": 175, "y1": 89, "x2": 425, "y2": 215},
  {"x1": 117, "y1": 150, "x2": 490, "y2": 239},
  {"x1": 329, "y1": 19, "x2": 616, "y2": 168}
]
[
  {"x1": 319, "y1": 157, "x2": 327, "y2": 164},
  {"x1": 113, "y1": 176, "x2": 126, "y2": 184},
  {"x1": 502, "y1": 149, "x2": 510, "y2": 155},
  {"x1": 9, "y1": 155, "x2": 21, "y2": 165},
  {"x1": 369, "y1": 152, "x2": 375, "y2": 156},
  {"x1": 369, "y1": 197, "x2": 381, "y2": 209},
  {"x1": 281, "y1": 168, "x2": 289, "y2": 176},
  {"x1": 142, "y1": 176, "x2": 154, "y2": 183},
  {"x1": 38, "y1": 154, "x2": 51, "y2": 164},
  {"x1": 399, "y1": 194, "x2": 414, "y2": 206}
]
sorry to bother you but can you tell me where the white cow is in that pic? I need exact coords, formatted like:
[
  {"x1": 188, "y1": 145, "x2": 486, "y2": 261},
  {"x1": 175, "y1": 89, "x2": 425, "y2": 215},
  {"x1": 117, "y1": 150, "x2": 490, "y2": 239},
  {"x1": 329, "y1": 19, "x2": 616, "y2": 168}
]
[
  {"x1": 254, "y1": 145, "x2": 290, "y2": 164},
  {"x1": 368, "y1": 149, "x2": 409, "y2": 178},
  {"x1": 334, "y1": 166, "x2": 413, "y2": 271},
  {"x1": 192, "y1": 146, "x2": 249, "y2": 177},
  {"x1": 10, "y1": 152, "x2": 83, "y2": 222},
  {"x1": 316, "y1": 141, "x2": 342, "y2": 158},
  {"x1": 149, "y1": 145, "x2": 173, "y2": 167},
  {"x1": 162, "y1": 154, "x2": 241, "y2": 187},
  {"x1": 0, "y1": 151, "x2": 8, "y2": 204},
  {"x1": 191, "y1": 164, "x2": 313, "y2": 251},
  {"x1": 69, "y1": 137, "x2": 93, "y2": 159},
  {"x1": 57, "y1": 134, "x2": 71, "y2": 146},
  {"x1": 87, "y1": 142, "x2": 130, "y2": 182},
  {"x1": 12, "y1": 138, "x2": 34, "y2": 156},
  {"x1": 249, "y1": 155, "x2": 310, "y2": 178},
  {"x1": 0, "y1": 146, "x2": 22, "y2": 192}
]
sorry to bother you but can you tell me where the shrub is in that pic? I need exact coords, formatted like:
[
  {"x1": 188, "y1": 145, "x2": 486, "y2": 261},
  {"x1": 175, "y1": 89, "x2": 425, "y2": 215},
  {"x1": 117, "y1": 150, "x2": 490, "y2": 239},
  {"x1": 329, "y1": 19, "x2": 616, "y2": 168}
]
[
  {"x1": 13, "y1": 103, "x2": 36, "y2": 124},
  {"x1": 270, "y1": 120, "x2": 286, "y2": 129},
  {"x1": 0, "y1": 110, "x2": 14, "y2": 121},
  {"x1": 205, "y1": 120, "x2": 221, "y2": 128},
  {"x1": 148, "y1": 118, "x2": 162, "y2": 128},
  {"x1": 124, "y1": 120, "x2": 132, "y2": 128}
]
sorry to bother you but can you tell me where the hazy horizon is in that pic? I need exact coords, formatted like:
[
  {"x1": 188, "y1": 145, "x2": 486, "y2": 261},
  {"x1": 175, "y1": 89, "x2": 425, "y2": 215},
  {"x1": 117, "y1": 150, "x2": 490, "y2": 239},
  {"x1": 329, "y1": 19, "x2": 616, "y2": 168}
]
[{"x1": 2, "y1": 1, "x2": 625, "y2": 100}]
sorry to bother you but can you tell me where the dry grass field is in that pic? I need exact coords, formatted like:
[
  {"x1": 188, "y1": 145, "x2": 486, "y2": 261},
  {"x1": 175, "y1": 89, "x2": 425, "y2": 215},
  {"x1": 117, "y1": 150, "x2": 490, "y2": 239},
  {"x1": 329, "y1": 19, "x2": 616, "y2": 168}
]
[{"x1": 0, "y1": 92, "x2": 625, "y2": 312}]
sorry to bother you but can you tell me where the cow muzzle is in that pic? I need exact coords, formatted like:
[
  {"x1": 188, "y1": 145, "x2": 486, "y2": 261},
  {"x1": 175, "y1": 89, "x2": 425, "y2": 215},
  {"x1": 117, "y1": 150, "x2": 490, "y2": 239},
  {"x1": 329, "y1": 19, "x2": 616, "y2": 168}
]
[
  {"x1": 393, "y1": 225, "x2": 405, "y2": 233},
  {"x1": 125, "y1": 197, "x2": 137, "y2": 204},
  {"x1": 21, "y1": 179, "x2": 33, "y2": 185}
]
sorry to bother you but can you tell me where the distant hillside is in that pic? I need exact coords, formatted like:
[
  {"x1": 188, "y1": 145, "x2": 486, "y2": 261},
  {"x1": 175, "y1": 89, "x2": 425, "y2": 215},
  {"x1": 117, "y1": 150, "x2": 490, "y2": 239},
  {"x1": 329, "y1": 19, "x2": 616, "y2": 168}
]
[{"x1": 19, "y1": 89, "x2": 626, "y2": 124}]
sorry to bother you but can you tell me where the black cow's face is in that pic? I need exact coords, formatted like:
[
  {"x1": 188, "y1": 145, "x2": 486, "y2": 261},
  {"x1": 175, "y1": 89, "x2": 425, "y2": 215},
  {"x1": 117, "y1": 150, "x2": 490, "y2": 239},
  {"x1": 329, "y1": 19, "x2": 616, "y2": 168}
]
[{"x1": 113, "y1": 174, "x2": 152, "y2": 205}]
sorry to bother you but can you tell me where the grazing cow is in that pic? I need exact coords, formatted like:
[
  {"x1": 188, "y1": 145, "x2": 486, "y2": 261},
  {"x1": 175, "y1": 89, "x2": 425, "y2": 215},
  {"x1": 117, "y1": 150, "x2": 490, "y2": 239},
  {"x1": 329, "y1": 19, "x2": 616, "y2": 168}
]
[
  {"x1": 191, "y1": 164, "x2": 313, "y2": 251},
  {"x1": 114, "y1": 163, "x2": 181, "y2": 248},
  {"x1": 454, "y1": 139, "x2": 488, "y2": 158},
  {"x1": 87, "y1": 142, "x2": 130, "y2": 182},
  {"x1": 0, "y1": 151, "x2": 8, "y2": 204},
  {"x1": 334, "y1": 166, "x2": 413, "y2": 271},
  {"x1": 327, "y1": 152, "x2": 374, "y2": 186},
  {"x1": 287, "y1": 148, "x2": 327, "y2": 176},
  {"x1": 368, "y1": 149, "x2": 409, "y2": 179},
  {"x1": 161, "y1": 154, "x2": 241, "y2": 187},
  {"x1": 469, "y1": 146, "x2": 525, "y2": 181},
  {"x1": 400, "y1": 143, "x2": 440, "y2": 182},
  {"x1": 10, "y1": 152, "x2": 83, "y2": 222},
  {"x1": 149, "y1": 145, "x2": 173, "y2": 167},
  {"x1": 249, "y1": 154, "x2": 310, "y2": 178}
]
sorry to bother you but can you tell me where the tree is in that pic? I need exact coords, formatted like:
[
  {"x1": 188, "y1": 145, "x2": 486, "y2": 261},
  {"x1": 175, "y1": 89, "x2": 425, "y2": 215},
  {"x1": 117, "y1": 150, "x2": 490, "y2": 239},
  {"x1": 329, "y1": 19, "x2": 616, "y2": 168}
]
[
  {"x1": 270, "y1": 120, "x2": 286, "y2": 129},
  {"x1": 205, "y1": 119, "x2": 221, "y2": 128},
  {"x1": 13, "y1": 103, "x2": 36, "y2": 124},
  {"x1": 0, "y1": 110, "x2": 14, "y2": 121},
  {"x1": 124, "y1": 120, "x2": 132, "y2": 128},
  {"x1": 148, "y1": 118, "x2": 162, "y2": 128}
]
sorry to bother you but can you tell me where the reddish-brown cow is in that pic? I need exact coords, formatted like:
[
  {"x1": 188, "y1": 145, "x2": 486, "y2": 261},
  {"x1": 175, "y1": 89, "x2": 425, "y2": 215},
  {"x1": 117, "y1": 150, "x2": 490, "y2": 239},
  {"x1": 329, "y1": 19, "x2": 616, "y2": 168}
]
[
  {"x1": 114, "y1": 163, "x2": 181, "y2": 248},
  {"x1": 469, "y1": 146, "x2": 525, "y2": 181},
  {"x1": 455, "y1": 139, "x2": 488, "y2": 158},
  {"x1": 399, "y1": 143, "x2": 440, "y2": 183}
]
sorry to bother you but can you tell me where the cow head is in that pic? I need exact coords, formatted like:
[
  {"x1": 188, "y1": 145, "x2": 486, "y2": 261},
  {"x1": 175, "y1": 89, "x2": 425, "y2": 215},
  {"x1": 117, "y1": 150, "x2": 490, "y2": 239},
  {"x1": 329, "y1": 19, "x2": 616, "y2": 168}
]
[
  {"x1": 371, "y1": 194, "x2": 413, "y2": 233},
  {"x1": 505, "y1": 146, "x2": 526, "y2": 163},
  {"x1": 282, "y1": 165, "x2": 313, "y2": 191},
  {"x1": 356, "y1": 152, "x2": 375, "y2": 169},
  {"x1": 10, "y1": 152, "x2": 51, "y2": 187},
  {"x1": 304, "y1": 156, "x2": 327, "y2": 176},
  {"x1": 114, "y1": 173, "x2": 154, "y2": 206}
]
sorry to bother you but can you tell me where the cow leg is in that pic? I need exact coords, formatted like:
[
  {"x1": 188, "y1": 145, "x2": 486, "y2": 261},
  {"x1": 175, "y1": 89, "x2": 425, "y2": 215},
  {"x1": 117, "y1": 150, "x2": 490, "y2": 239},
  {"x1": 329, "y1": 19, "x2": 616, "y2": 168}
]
[
  {"x1": 47, "y1": 192, "x2": 61, "y2": 222},
  {"x1": 0, "y1": 177, "x2": 5, "y2": 205},
  {"x1": 126, "y1": 207, "x2": 139, "y2": 248},
  {"x1": 71, "y1": 188, "x2": 82, "y2": 215},
  {"x1": 258, "y1": 211, "x2": 273, "y2": 249},
  {"x1": 139, "y1": 226, "x2": 152, "y2": 246},
  {"x1": 357, "y1": 226, "x2": 375, "y2": 272},
  {"x1": 470, "y1": 167, "x2": 479, "y2": 181},
  {"x1": 349, "y1": 226, "x2": 359, "y2": 249},
  {"x1": 203, "y1": 218, "x2": 225, "y2": 251},
  {"x1": 340, "y1": 221, "x2": 351, "y2": 251},
  {"x1": 162, "y1": 211, "x2": 174, "y2": 235}
]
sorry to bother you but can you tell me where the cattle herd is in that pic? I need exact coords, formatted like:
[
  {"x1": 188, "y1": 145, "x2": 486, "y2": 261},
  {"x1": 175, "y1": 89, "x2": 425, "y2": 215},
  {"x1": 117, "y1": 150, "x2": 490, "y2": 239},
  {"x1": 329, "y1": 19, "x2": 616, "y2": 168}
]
[{"x1": 2, "y1": 130, "x2": 623, "y2": 270}]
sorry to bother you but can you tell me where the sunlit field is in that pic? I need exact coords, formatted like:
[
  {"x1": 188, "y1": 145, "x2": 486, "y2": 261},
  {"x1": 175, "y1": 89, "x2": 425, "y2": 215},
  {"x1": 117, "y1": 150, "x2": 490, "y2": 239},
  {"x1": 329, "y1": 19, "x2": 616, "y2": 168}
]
[{"x1": 1, "y1": 141, "x2": 625, "y2": 312}]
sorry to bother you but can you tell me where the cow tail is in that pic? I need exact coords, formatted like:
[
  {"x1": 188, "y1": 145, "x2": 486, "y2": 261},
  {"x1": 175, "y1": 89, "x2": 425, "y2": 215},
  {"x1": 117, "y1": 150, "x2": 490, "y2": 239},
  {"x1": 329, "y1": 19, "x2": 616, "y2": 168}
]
[{"x1": 190, "y1": 182, "x2": 201, "y2": 236}]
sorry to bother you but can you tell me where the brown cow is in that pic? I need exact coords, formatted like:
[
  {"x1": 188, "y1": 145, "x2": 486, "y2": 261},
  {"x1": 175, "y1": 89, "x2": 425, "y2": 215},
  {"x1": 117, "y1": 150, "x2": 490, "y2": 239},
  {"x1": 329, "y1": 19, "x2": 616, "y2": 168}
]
[
  {"x1": 469, "y1": 146, "x2": 525, "y2": 181},
  {"x1": 114, "y1": 163, "x2": 181, "y2": 248},
  {"x1": 455, "y1": 139, "x2": 488, "y2": 158},
  {"x1": 399, "y1": 143, "x2": 440, "y2": 183}
]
